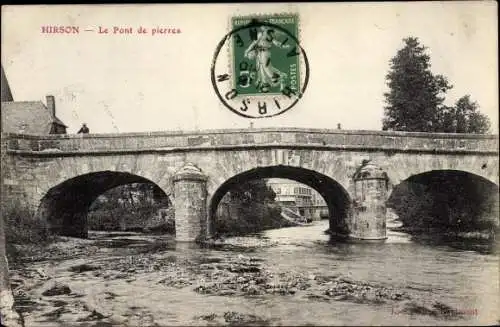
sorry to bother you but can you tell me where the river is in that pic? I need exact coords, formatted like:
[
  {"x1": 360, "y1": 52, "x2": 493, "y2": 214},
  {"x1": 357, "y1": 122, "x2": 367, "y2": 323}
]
[{"x1": 9, "y1": 219, "x2": 499, "y2": 326}]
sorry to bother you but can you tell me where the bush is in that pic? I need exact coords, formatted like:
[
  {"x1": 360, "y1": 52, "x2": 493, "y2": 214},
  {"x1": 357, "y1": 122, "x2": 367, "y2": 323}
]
[
  {"x1": 214, "y1": 201, "x2": 291, "y2": 236},
  {"x1": 87, "y1": 204, "x2": 173, "y2": 233},
  {"x1": 3, "y1": 200, "x2": 51, "y2": 245},
  {"x1": 389, "y1": 179, "x2": 499, "y2": 233}
]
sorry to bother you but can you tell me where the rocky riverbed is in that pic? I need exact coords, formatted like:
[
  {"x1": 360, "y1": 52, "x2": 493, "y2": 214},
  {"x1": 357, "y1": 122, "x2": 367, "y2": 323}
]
[{"x1": 6, "y1": 226, "x2": 498, "y2": 326}]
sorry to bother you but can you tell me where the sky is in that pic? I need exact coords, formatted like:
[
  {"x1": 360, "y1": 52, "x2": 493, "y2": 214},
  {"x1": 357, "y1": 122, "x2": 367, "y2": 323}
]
[{"x1": 1, "y1": 2, "x2": 498, "y2": 134}]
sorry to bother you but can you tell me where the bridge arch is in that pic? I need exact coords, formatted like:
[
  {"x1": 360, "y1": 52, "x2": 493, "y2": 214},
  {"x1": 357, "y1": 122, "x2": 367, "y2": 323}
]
[
  {"x1": 388, "y1": 169, "x2": 499, "y2": 233},
  {"x1": 207, "y1": 165, "x2": 352, "y2": 237},
  {"x1": 36, "y1": 171, "x2": 171, "y2": 238},
  {"x1": 383, "y1": 155, "x2": 499, "y2": 189}
]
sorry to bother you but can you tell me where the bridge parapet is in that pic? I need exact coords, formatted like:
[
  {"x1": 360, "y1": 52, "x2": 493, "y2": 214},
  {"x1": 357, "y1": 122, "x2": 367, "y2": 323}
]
[{"x1": 2, "y1": 128, "x2": 498, "y2": 156}]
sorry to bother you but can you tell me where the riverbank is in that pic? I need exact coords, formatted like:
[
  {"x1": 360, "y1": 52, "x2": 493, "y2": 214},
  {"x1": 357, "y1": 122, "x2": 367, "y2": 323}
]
[
  {"x1": 387, "y1": 225, "x2": 499, "y2": 254},
  {"x1": 389, "y1": 225, "x2": 496, "y2": 241},
  {"x1": 7, "y1": 225, "x2": 498, "y2": 326}
]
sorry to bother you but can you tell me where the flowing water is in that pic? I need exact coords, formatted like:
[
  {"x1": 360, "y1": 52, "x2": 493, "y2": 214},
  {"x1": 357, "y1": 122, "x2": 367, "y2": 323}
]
[{"x1": 11, "y1": 219, "x2": 500, "y2": 326}]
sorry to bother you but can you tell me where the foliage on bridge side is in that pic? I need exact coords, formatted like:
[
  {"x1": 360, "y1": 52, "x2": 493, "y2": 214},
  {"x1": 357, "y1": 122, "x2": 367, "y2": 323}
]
[
  {"x1": 388, "y1": 174, "x2": 499, "y2": 240},
  {"x1": 3, "y1": 200, "x2": 51, "y2": 245},
  {"x1": 3, "y1": 199, "x2": 54, "y2": 266}
]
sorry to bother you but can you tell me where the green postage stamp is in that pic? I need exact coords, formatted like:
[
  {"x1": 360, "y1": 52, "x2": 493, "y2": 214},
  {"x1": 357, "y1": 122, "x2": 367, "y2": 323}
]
[
  {"x1": 230, "y1": 14, "x2": 301, "y2": 97},
  {"x1": 211, "y1": 12, "x2": 307, "y2": 118}
]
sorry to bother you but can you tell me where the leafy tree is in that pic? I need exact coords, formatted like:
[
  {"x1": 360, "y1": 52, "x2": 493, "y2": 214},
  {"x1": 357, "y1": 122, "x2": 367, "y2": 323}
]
[
  {"x1": 383, "y1": 37, "x2": 492, "y2": 134},
  {"x1": 445, "y1": 95, "x2": 491, "y2": 134},
  {"x1": 88, "y1": 183, "x2": 171, "y2": 231},
  {"x1": 383, "y1": 37, "x2": 453, "y2": 132},
  {"x1": 229, "y1": 179, "x2": 276, "y2": 204},
  {"x1": 216, "y1": 179, "x2": 286, "y2": 236}
]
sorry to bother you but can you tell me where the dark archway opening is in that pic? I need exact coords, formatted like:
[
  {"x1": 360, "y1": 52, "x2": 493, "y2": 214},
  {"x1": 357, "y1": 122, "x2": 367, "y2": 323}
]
[
  {"x1": 36, "y1": 171, "x2": 171, "y2": 238},
  {"x1": 209, "y1": 166, "x2": 351, "y2": 238},
  {"x1": 388, "y1": 170, "x2": 499, "y2": 243}
]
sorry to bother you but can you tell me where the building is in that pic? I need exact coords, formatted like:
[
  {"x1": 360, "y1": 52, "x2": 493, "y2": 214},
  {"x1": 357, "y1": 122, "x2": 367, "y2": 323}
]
[
  {"x1": 311, "y1": 192, "x2": 325, "y2": 206},
  {"x1": 1, "y1": 65, "x2": 67, "y2": 134},
  {"x1": 267, "y1": 178, "x2": 328, "y2": 220}
]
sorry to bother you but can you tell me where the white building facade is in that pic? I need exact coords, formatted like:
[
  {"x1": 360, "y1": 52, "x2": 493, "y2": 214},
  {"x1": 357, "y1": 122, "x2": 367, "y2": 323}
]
[{"x1": 267, "y1": 179, "x2": 328, "y2": 221}]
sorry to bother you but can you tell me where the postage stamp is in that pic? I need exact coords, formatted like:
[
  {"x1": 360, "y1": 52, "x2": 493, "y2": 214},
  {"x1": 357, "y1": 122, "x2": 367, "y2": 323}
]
[
  {"x1": 231, "y1": 14, "x2": 301, "y2": 96},
  {"x1": 211, "y1": 13, "x2": 309, "y2": 119}
]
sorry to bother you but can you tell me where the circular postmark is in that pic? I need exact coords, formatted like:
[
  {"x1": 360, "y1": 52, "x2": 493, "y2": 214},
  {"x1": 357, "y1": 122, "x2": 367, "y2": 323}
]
[{"x1": 211, "y1": 17, "x2": 309, "y2": 118}]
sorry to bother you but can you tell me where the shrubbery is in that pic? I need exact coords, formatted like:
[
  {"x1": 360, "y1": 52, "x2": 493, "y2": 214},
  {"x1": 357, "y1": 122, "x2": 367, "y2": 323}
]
[
  {"x1": 3, "y1": 200, "x2": 55, "y2": 265},
  {"x1": 87, "y1": 205, "x2": 175, "y2": 233},
  {"x1": 388, "y1": 179, "x2": 499, "y2": 234},
  {"x1": 87, "y1": 183, "x2": 173, "y2": 233},
  {"x1": 3, "y1": 200, "x2": 51, "y2": 245},
  {"x1": 215, "y1": 200, "x2": 288, "y2": 236},
  {"x1": 214, "y1": 179, "x2": 295, "y2": 236}
]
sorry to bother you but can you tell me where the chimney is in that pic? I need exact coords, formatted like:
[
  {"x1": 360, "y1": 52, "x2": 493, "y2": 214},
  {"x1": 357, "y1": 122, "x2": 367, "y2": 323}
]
[{"x1": 46, "y1": 95, "x2": 55, "y2": 117}]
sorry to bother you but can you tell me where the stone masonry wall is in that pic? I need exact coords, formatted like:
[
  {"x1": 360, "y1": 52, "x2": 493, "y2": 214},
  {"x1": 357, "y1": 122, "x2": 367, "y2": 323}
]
[{"x1": 174, "y1": 180, "x2": 207, "y2": 242}]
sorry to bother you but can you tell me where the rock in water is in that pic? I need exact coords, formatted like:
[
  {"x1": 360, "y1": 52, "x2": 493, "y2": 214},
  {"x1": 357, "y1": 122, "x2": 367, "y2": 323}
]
[
  {"x1": 42, "y1": 284, "x2": 71, "y2": 296},
  {"x1": 68, "y1": 263, "x2": 100, "y2": 273}
]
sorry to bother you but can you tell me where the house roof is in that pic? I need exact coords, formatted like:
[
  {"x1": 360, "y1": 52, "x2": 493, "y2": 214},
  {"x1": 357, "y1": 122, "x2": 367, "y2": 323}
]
[{"x1": 1, "y1": 100, "x2": 67, "y2": 134}]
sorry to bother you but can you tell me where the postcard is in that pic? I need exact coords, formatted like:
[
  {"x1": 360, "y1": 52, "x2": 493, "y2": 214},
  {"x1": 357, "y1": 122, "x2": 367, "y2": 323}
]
[{"x1": 1, "y1": 3, "x2": 498, "y2": 326}]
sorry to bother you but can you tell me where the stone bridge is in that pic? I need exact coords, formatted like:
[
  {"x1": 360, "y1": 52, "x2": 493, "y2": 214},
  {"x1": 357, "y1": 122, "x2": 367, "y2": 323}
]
[{"x1": 1, "y1": 128, "x2": 498, "y2": 242}]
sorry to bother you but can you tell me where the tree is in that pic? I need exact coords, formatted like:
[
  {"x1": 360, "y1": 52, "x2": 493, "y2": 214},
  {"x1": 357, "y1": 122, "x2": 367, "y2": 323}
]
[
  {"x1": 383, "y1": 37, "x2": 492, "y2": 134},
  {"x1": 229, "y1": 179, "x2": 276, "y2": 204},
  {"x1": 444, "y1": 95, "x2": 491, "y2": 134},
  {"x1": 383, "y1": 37, "x2": 453, "y2": 132}
]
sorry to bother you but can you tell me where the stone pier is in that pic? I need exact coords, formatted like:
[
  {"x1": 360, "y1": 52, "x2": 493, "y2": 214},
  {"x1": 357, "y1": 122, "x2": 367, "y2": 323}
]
[
  {"x1": 351, "y1": 161, "x2": 388, "y2": 240},
  {"x1": 173, "y1": 163, "x2": 208, "y2": 242}
]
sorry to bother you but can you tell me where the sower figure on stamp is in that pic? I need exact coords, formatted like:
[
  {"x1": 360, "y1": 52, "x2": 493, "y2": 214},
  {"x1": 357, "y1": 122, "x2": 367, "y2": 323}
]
[
  {"x1": 77, "y1": 123, "x2": 89, "y2": 134},
  {"x1": 244, "y1": 26, "x2": 290, "y2": 92}
]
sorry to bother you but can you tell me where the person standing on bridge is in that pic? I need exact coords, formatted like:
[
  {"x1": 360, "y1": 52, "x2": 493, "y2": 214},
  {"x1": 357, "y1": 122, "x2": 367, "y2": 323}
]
[{"x1": 77, "y1": 123, "x2": 89, "y2": 134}]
